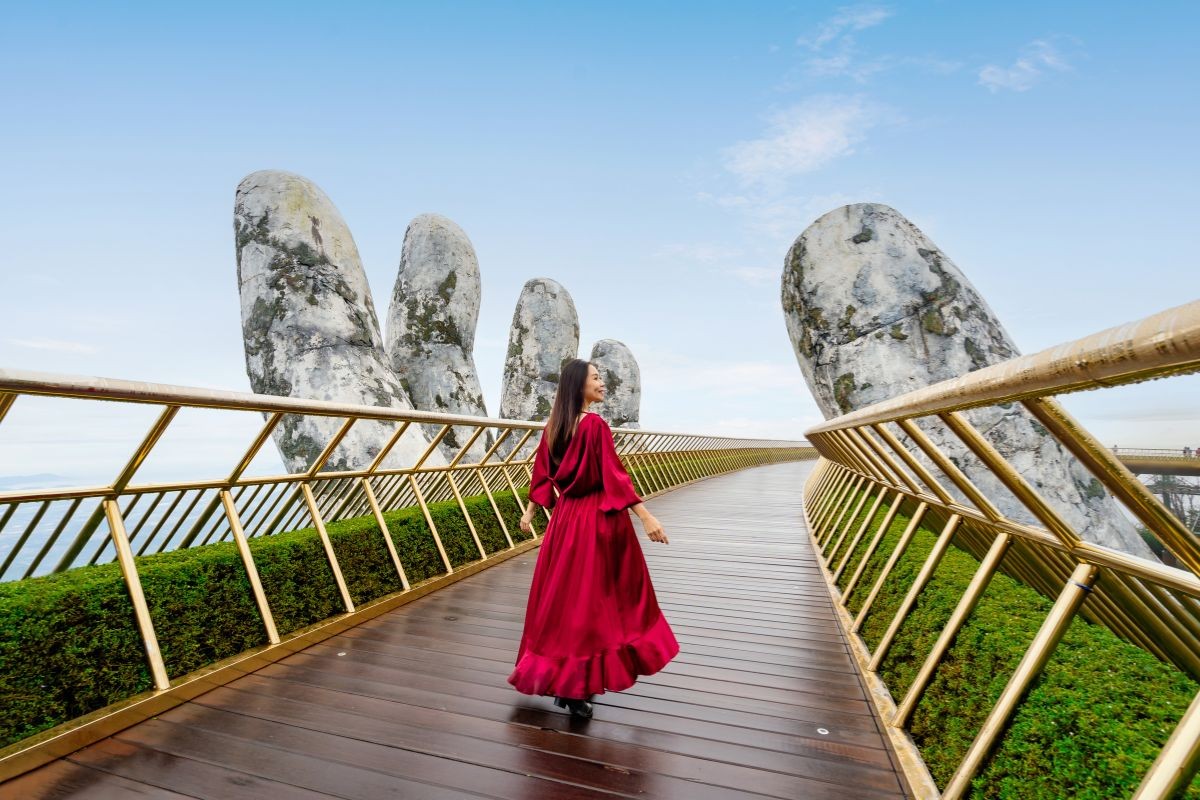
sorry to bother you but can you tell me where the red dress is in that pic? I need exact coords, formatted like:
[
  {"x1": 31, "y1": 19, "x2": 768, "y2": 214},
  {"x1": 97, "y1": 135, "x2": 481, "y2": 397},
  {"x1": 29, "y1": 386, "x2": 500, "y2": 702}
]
[{"x1": 507, "y1": 412, "x2": 680, "y2": 699}]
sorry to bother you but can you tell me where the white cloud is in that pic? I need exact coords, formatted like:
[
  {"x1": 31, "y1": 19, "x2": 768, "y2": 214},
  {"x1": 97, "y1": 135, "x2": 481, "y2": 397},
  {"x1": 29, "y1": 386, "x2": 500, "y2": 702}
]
[
  {"x1": 979, "y1": 39, "x2": 1074, "y2": 92},
  {"x1": 792, "y1": 5, "x2": 897, "y2": 83},
  {"x1": 723, "y1": 95, "x2": 881, "y2": 186},
  {"x1": 5, "y1": 338, "x2": 98, "y2": 354},
  {"x1": 799, "y1": 5, "x2": 893, "y2": 51}
]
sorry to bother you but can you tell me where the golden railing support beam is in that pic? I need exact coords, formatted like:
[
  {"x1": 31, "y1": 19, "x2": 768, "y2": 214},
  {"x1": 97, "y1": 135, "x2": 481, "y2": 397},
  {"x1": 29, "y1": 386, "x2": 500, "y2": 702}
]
[
  {"x1": 300, "y1": 483, "x2": 356, "y2": 612},
  {"x1": 359, "y1": 477, "x2": 411, "y2": 592},
  {"x1": 892, "y1": 531, "x2": 1012, "y2": 728},
  {"x1": 941, "y1": 562, "x2": 1098, "y2": 800},
  {"x1": 1133, "y1": 685, "x2": 1200, "y2": 800},
  {"x1": 219, "y1": 489, "x2": 279, "y2": 645},
  {"x1": 103, "y1": 499, "x2": 169, "y2": 691}
]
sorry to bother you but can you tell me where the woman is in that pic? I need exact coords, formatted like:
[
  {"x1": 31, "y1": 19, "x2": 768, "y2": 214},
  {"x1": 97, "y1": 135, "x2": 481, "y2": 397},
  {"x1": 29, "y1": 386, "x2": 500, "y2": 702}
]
[{"x1": 507, "y1": 359, "x2": 679, "y2": 718}]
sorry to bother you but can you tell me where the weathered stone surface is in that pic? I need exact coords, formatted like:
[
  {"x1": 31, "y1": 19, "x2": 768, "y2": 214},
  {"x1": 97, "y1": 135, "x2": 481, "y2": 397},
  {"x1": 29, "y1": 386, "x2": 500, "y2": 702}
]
[
  {"x1": 234, "y1": 170, "x2": 441, "y2": 473},
  {"x1": 385, "y1": 214, "x2": 491, "y2": 463},
  {"x1": 590, "y1": 339, "x2": 641, "y2": 429},
  {"x1": 782, "y1": 202, "x2": 1153, "y2": 558},
  {"x1": 499, "y1": 278, "x2": 580, "y2": 459}
]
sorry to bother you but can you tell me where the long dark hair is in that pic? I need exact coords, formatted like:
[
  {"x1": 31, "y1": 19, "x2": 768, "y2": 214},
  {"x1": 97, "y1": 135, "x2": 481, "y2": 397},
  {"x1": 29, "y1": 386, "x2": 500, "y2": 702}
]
[{"x1": 544, "y1": 358, "x2": 592, "y2": 469}]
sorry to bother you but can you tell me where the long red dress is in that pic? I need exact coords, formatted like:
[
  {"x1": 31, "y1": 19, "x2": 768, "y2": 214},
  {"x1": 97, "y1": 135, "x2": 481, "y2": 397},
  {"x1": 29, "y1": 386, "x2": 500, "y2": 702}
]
[{"x1": 507, "y1": 412, "x2": 680, "y2": 699}]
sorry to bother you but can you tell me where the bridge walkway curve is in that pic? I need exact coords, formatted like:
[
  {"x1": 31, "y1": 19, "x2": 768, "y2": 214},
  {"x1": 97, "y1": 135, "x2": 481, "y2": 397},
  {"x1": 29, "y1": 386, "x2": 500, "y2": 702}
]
[{"x1": 5, "y1": 460, "x2": 908, "y2": 800}]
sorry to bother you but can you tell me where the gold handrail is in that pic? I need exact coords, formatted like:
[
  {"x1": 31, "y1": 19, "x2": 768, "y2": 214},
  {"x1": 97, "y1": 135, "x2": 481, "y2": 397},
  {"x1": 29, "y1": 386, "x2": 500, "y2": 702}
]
[
  {"x1": 0, "y1": 365, "x2": 815, "y2": 783},
  {"x1": 807, "y1": 299, "x2": 1200, "y2": 433},
  {"x1": 802, "y1": 298, "x2": 1200, "y2": 799}
]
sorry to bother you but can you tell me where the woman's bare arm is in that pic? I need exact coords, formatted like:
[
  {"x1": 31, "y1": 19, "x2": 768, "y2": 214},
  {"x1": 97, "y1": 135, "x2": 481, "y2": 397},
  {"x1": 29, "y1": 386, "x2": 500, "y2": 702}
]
[
  {"x1": 631, "y1": 502, "x2": 668, "y2": 544},
  {"x1": 519, "y1": 502, "x2": 541, "y2": 533}
]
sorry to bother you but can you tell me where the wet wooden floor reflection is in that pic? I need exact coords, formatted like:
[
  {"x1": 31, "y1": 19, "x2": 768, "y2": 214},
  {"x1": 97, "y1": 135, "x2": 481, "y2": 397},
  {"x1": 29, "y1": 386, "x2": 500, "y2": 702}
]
[{"x1": 6, "y1": 460, "x2": 909, "y2": 799}]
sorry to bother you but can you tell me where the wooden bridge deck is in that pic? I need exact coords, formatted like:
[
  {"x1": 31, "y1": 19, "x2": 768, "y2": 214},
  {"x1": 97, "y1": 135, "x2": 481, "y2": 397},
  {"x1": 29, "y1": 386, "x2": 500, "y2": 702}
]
[{"x1": 5, "y1": 460, "x2": 909, "y2": 800}]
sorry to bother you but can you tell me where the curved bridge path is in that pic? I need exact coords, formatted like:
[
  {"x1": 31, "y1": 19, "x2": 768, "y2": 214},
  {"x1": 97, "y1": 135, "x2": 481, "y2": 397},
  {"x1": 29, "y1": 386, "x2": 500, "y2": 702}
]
[{"x1": 7, "y1": 460, "x2": 909, "y2": 800}]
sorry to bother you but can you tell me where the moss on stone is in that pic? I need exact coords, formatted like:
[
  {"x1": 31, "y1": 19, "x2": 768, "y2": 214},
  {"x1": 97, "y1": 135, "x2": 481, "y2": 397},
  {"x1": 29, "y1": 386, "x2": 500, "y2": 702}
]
[
  {"x1": 921, "y1": 310, "x2": 946, "y2": 335},
  {"x1": 1081, "y1": 477, "x2": 1106, "y2": 500},
  {"x1": 964, "y1": 338, "x2": 989, "y2": 370},
  {"x1": 834, "y1": 373, "x2": 857, "y2": 413},
  {"x1": 400, "y1": 293, "x2": 464, "y2": 351},
  {"x1": 436, "y1": 271, "x2": 458, "y2": 303}
]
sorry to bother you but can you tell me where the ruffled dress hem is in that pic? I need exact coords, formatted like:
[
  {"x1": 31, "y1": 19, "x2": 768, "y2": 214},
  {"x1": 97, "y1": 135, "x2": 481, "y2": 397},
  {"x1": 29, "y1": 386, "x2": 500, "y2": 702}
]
[{"x1": 507, "y1": 613, "x2": 680, "y2": 699}]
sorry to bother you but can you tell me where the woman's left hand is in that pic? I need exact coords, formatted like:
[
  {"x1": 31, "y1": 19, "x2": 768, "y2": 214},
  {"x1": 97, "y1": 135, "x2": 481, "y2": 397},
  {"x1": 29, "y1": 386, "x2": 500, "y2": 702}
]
[{"x1": 519, "y1": 510, "x2": 535, "y2": 533}]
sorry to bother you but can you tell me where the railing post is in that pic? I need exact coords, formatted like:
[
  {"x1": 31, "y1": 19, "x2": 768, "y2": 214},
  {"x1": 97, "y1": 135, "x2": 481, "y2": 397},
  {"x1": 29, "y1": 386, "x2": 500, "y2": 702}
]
[
  {"x1": 893, "y1": 532, "x2": 1011, "y2": 727},
  {"x1": 359, "y1": 477, "x2": 411, "y2": 591},
  {"x1": 408, "y1": 473, "x2": 453, "y2": 574},
  {"x1": 300, "y1": 483, "x2": 356, "y2": 612},
  {"x1": 825, "y1": 482, "x2": 883, "y2": 563},
  {"x1": 822, "y1": 475, "x2": 866, "y2": 550},
  {"x1": 941, "y1": 562, "x2": 1098, "y2": 800},
  {"x1": 852, "y1": 502, "x2": 927, "y2": 631},
  {"x1": 841, "y1": 492, "x2": 906, "y2": 599},
  {"x1": 868, "y1": 514, "x2": 961, "y2": 670},
  {"x1": 219, "y1": 489, "x2": 280, "y2": 644},
  {"x1": 103, "y1": 498, "x2": 170, "y2": 690},
  {"x1": 445, "y1": 471, "x2": 488, "y2": 560},
  {"x1": 1133, "y1": 685, "x2": 1200, "y2": 799},
  {"x1": 832, "y1": 488, "x2": 890, "y2": 579}
]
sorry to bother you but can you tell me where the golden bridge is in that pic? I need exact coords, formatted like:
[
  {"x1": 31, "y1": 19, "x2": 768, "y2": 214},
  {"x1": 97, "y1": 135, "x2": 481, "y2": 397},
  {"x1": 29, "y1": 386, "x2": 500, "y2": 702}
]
[{"x1": 1, "y1": 299, "x2": 1199, "y2": 799}]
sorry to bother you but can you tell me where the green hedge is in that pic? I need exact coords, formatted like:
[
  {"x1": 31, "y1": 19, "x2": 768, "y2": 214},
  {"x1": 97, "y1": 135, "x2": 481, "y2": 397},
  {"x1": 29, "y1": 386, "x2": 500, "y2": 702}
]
[
  {"x1": 0, "y1": 487, "x2": 531, "y2": 748},
  {"x1": 829, "y1": 497, "x2": 1200, "y2": 798},
  {"x1": 0, "y1": 449, "x2": 805, "y2": 750}
]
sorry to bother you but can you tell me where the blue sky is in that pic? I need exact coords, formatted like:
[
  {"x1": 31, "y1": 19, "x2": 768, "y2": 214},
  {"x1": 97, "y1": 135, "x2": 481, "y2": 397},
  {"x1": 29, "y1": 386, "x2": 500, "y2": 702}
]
[{"x1": 1, "y1": 1, "x2": 1197, "y2": 481}]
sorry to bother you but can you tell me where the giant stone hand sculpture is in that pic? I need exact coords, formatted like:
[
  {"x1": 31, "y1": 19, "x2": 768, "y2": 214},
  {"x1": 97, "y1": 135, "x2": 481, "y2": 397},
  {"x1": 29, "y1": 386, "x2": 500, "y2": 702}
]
[
  {"x1": 782, "y1": 203, "x2": 1154, "y2": 559},
  {"x1": 590, "y1": 339, "x2": 641, "y2": 430},
  {"x1": 498, "y1": 279, "x2": 581, "y2": 460},
  {"x1": 235, "y1": 171, "x2": 640, "y2": 475},
  {"x1": 386, "y1": 213, "x2": 491, "y2": 463},
  {"x1": 234, "y1": 170, "x2": 443, "y2": 472}
]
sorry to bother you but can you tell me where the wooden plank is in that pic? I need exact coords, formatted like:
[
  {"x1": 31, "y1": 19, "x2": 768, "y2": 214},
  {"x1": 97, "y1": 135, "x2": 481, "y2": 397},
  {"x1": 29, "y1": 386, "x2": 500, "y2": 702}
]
[
  {"x1": 67, "y1": 739, "x2": 335, "y2": 800},
  {"x1": 0, "y1": 758, "x2": 194, "y2": 799},
  {"x1": 3, "y1": 461, "x2": 907, "y2": 799}
]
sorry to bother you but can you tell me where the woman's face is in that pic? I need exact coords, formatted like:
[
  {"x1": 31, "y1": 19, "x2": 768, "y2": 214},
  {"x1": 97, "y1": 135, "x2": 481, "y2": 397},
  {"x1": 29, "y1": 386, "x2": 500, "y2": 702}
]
[{"x1": 582, "y1": 365, "x2": 606, "y2": 406}]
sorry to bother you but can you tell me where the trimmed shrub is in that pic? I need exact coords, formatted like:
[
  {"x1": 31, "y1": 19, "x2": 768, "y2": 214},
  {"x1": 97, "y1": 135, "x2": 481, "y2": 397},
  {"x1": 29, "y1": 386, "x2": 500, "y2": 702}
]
[
  {"x1": 0, "y1": 449, "x2": 800, "y2": 749},
  {"x1": 0, "y1": 487, "x2": 528, "y2": 748},
  {"x1": 829, "y1": 497, "x2": 1200, "y2": 798}
]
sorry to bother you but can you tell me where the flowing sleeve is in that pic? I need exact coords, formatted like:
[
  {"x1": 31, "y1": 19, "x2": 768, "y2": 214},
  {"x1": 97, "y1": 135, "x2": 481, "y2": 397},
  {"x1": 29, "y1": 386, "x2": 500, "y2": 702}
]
[
  {"x1": 593, "y1": 417, "x2": 643, "y2": 513},
  {"x1": 528, "y1": 436, "x2": 557, "y2": 509}
]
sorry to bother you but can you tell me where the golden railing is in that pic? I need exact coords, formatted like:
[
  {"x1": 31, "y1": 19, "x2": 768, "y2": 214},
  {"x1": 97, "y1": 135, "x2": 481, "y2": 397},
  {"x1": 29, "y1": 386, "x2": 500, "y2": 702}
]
[
  {"x1": 0, "y1": 366, "x2": 814, "y2": 781},
  {"x1": 803, "y1": 299, "x2": 1200, "y2": 799},
  {"x1": 1118, "y1": 453, "x2": 1200, "y2": 477}
]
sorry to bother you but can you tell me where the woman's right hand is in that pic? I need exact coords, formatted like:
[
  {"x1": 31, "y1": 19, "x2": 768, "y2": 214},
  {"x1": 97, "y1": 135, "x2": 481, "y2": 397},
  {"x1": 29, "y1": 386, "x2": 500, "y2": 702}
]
[
  {"x1": 642, "y1": 514, "x2": 668, "y2": 544},
  {"x1": 519, "y1": 509, "x2": 535, "y2": 533}
]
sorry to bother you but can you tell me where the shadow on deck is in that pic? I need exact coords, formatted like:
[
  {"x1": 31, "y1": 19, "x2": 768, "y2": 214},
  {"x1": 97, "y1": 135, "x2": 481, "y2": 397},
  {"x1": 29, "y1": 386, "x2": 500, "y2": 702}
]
[{"x1": 5, "y1": 460, "x2": 909, "y2": 800}]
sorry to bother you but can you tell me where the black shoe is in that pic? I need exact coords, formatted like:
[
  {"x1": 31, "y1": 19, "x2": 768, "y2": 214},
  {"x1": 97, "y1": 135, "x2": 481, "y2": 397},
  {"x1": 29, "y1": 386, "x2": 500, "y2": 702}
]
[{"x1": 553, "y1": 696, "x2": 594, "y2": 718}]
